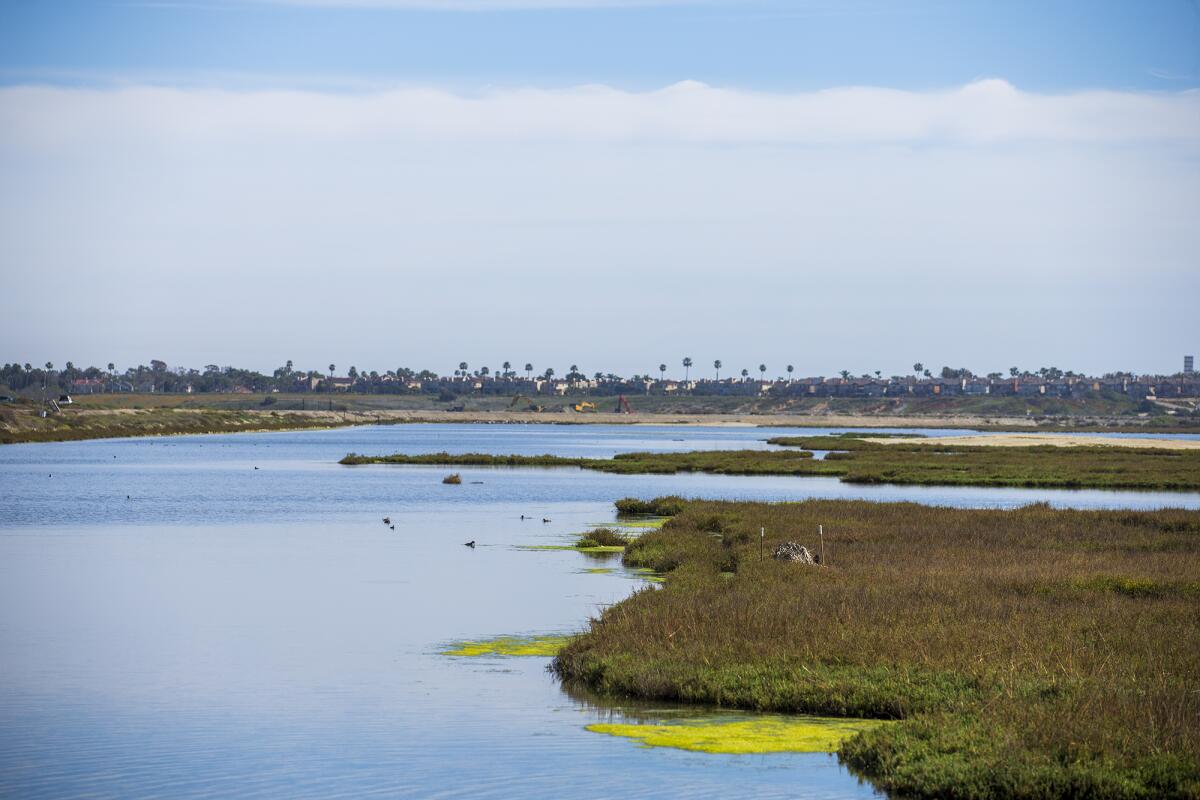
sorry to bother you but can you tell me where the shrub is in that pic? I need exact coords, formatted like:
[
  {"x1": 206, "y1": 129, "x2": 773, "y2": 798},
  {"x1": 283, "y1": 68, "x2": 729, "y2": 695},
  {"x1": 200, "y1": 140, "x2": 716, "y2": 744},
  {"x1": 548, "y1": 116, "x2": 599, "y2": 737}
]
[
  {"x1": 615, "y1": 496, "x2": 688, "y2": 516},
  {"x1": 587, "y1": 528, "x2": 629, "y2": 547}
]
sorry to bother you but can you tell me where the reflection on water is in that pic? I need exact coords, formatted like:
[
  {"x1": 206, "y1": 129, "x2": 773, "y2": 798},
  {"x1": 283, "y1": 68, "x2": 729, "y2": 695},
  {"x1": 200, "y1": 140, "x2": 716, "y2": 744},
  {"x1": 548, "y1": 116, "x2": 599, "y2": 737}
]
[{"x1": 1, "y1": 424, "x2": 1197, "y2": 799}]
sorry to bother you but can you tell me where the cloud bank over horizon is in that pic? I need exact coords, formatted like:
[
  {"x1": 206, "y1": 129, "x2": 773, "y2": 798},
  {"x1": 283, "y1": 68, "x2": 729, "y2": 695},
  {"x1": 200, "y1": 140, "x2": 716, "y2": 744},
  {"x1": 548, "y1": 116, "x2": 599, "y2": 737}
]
[
  {"x1": 2, "y1": 78, "x2": 1198, "y2": 375},
  {"x1": 5, "y1": 79, "x2": 1199, "y2": 147}
]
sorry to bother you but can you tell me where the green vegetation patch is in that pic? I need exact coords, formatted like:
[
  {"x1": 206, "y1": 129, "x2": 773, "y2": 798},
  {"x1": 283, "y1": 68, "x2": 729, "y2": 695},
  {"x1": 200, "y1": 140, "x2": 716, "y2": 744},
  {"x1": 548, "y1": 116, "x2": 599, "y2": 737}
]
[
  {"x1": 615, "y1": 518, "x2": 670, "y2": 529},
  {"x1": 442, "y1": 634, "x2": 573, "y2": 657},
  {"x1": 342, "y1": 439, "x2": 1200, "y2": 491},
  {"x1": 553, "y1": 499, "x2": 1200, "y2": 799},
  {"x1": 516, "y1": 544, "x2": 626, "y2": 553},
  {"x1": 587, "y1": 714, "x2": 890, "y2": 755}
]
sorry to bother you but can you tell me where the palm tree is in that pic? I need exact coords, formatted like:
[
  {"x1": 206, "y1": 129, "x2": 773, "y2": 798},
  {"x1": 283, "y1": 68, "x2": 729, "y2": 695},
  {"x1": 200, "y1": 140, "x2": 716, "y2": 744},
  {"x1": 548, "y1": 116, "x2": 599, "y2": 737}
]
[
  {"x1": 525, "y1": 363, "x2": 533, "y2": 380},
  {"x1": 786, "y1": 364, "x2": 794, "y2": 381},
  {"x1": 682, "y1": 357, "x2": 693, "y2": 382},
  {"x1": 328, "y1": 363, "x2": 335, "y2": 377},
  {"x1": 758, "y1": 364, "x2": 767, "y2": 382},
  {"x1": 107, "y1": 362, "x2": 116, "y2": 392},
  {"x1": 1010, "y1": 366, "x2": 1020, "y2": 378},
  {"x1": 543, "y1": 367, "x2": 555, "y2": 380},
  {"x1": 840, "y1": 370, "x2": 850, "y2": 380},
  {"x1": 913, "y1": 362, "x2": 923, "y2": 377},
  {"x1": 740, "y1": 368, "x2": 749, "y2": 380},
  {"x1": 458, "y1": 362, "x2": 468, "y2": 375},
  {"x1": 659, "y1": 364, "x2": 666, "y2": 382},
  {"x1": 713, "y1": 359, "x2": 722, "y2": 381},
  {"x1": 502, "y1": 361, "x2": 512, "y2": 378}
]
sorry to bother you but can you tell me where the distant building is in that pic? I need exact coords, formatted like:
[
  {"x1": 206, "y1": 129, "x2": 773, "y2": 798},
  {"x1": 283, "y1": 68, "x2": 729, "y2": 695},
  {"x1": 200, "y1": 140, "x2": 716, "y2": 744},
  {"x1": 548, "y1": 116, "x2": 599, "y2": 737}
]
[{"x1": 1187, "y1": 355, "x2": 1195, "y2": 374}]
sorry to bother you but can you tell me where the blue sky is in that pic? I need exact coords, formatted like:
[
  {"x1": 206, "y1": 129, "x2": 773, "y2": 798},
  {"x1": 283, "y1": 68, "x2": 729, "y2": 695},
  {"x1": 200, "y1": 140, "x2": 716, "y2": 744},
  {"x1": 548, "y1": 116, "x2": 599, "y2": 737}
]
[
  {"x1": 3, "y1": 0, "x2": 1199, "y2": 91},
  {"x1": 1, "y1": 1, "x2": 1198, "y2": 377}
]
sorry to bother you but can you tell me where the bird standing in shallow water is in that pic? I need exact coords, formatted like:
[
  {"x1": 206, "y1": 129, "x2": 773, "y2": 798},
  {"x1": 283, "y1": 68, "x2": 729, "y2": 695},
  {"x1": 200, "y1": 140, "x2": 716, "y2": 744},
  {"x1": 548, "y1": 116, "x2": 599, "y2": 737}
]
[{"x1": 464, "y1": 540, "x2": 475, "y2": 548}]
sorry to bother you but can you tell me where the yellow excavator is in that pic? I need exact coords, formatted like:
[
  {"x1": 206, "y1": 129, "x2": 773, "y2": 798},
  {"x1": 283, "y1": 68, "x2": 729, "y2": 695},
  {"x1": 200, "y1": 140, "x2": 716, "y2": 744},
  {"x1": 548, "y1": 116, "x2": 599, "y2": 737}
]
[
  {"x1": 509, "y1": 395, "x2": 543, "y2": 412},
  {"x1": 573, "y1": 401, "x2": 596, "y2": 413}
]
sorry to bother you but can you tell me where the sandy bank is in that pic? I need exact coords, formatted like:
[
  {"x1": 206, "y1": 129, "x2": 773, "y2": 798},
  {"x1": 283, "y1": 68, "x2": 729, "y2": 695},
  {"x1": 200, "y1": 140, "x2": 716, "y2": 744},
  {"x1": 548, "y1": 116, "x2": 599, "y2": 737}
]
[{"x1": 864, "y1": 433, "x2": 1200, "y2": 450}]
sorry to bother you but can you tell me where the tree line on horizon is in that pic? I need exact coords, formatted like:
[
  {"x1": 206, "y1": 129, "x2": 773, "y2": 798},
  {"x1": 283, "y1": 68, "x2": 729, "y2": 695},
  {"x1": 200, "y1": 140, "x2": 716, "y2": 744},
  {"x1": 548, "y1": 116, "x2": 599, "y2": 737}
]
[{"x1": 0, "y1": 357, "x2": 1181, "y2": 397}]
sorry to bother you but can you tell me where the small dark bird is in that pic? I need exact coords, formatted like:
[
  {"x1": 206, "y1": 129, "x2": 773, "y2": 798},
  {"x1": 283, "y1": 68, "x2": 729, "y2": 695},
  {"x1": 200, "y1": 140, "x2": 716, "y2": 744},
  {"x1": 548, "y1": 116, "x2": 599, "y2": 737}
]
[
  {"x1": 390, "y1": 524, "x2": 395, "y2": 530},
  {"x1": 126, "y1": 495, "x2": 130, "y2": 500},
  {"x1": 520, "y1": 515, "x2": 526, "y2": 520},
  {"x1": 464, "y1": 540, "x2": 476, "y2": 548},
  {"x1": 253, "y1": 466, "x2": 259, "y2": 470},
  {"x1": 542, "y1": 518, "x2": 551, "y2": 523},
  {"x1": 383, "y1": 517, "x2": 391, "y2": 525}
]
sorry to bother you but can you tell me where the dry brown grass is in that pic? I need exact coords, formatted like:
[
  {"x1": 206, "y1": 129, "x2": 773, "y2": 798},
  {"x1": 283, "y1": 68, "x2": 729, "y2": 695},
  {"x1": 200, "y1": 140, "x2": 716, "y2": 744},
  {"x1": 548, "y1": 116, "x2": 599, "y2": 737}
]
[{"x1": 554, "y1": 499, "x2": 1200, "y2": 798}]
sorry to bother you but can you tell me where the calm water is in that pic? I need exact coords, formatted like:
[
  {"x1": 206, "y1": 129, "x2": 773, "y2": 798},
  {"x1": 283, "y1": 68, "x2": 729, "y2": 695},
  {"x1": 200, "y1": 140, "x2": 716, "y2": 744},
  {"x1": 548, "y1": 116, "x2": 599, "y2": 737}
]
[{"x1": 2, "y1": 424, "x2": 1198, "y2": 799}]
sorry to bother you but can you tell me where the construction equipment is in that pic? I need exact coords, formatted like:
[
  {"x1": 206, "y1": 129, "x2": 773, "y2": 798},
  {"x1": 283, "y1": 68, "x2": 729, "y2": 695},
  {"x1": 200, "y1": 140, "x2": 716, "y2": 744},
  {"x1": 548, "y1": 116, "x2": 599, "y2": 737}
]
[
  {"x1": 509, "y1": 395, "x2": 543, "y2": 413},
  {"x1": 614, "y1": 395, "x2": 632, "y2": 414},
  {"x1": 573, "y1": 401, "x2": 596, "y2": 413}
]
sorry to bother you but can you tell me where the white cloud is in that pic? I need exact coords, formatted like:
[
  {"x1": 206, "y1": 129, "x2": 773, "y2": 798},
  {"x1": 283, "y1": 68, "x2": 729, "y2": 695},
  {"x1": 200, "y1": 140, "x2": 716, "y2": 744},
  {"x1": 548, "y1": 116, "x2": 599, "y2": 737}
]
[
  {"x1": 1, "y1": 80, "x2": 1197, "y2": 374},
  {"x1": 3, "y1": 80, "x2": 1198, "y2": 150}
]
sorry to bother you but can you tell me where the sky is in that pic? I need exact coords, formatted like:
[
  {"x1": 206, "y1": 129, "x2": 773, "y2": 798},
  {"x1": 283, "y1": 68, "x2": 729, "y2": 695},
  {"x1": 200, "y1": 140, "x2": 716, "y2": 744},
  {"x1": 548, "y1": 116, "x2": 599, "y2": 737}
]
[{"x1": 1, "y1": 0, "x2": 1198, "y2": 379}]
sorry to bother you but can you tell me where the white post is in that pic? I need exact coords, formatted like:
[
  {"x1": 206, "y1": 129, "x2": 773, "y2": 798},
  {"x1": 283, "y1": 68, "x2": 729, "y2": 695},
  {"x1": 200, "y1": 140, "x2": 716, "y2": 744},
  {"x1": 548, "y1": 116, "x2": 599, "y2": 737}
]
[
  {"x1": 760, "y1": 527, "x2": 764, "y2": 562},
  {"x1": 819, "y1": 524, "x2": 825, "y2": 566}
]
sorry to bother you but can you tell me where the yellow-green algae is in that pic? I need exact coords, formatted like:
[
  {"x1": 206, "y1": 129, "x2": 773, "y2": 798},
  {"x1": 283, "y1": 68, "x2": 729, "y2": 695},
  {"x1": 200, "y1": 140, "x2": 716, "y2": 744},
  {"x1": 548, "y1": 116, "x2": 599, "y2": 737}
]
[
  {"x1": 617, "y1": 518, "x2": 668, "y2": 529},
  {"x1": 629, "y1": 567, "x2": 665, "y2": 583},
  {"x1": 584, "y1": 567, "x2": 615, "y2": 574},
  {"x1": 586, "y1": 714, "x2": 889, "y2": 755},
  {"x1": 441, "y1": 634, "x2": 573, "y2": 657},
  {"x1": 516, "y1": 544, "x2": 625, "y2": 553}
]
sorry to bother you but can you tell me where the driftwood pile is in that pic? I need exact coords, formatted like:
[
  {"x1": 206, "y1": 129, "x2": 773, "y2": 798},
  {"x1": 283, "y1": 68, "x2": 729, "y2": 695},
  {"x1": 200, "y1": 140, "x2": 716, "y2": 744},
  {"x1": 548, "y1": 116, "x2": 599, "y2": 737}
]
[{"x1": 772, "y1": 541, "x2": 820, "y2": 565}]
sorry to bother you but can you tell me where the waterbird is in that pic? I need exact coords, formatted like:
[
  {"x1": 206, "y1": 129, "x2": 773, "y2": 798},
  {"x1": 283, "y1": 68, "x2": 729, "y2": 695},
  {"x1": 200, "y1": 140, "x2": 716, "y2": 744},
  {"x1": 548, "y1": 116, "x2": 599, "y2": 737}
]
[
  {"x1": 253, "y1": 466, "x2": 259, "y2": 470},
  {"x1": 542, "y1": 518, "x2": 551, "y2": 523},
  {"x1": 383, "y1": 517, "x2": 391, "y2": 525},
  {"x1": 464, "y1": 540, "x2": 476, "y2": 548},
  {"x1": 390, "y1": 524, "x2": 395, "y2": 531}
]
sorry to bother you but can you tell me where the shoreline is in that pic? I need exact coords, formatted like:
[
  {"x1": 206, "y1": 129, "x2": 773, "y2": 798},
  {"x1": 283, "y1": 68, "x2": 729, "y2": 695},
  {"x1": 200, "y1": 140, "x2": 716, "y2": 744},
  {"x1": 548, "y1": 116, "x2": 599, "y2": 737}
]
[{"x1": 4, "y1": 405, "x2": 1200, "y2": 445}]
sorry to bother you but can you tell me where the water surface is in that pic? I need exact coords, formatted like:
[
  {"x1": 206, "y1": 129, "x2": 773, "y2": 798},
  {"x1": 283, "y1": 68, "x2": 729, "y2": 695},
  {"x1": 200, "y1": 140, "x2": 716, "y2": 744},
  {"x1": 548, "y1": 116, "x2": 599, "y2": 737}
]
[{"x1": 2, "y1": 424, "x2": 1197, "y2": 798}]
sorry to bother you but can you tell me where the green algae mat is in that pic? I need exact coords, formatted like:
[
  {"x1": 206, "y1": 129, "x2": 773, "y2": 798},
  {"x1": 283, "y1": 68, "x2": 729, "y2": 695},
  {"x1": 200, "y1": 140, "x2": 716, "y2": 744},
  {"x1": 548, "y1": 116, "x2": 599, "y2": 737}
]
[
  {"x1": 586, "y1": 714, "x2": 889, "y2": 755},
  {"x1": 441, "y1": 634, "x2": 573, "y2": 657},
  {"x1": 515, "y1": 544, "x2": 625, "y2": 553}
]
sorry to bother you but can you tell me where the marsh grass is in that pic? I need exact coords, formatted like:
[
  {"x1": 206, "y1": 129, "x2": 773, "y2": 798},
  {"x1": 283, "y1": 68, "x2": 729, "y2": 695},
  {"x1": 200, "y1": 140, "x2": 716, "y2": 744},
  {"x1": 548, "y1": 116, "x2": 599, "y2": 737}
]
[
  {"x1": 581, "y1": 528, "x2": 630, "y2": 547},
  {"x1": 769, "y1": 436, "x2": 1200, "y2": 490},
  {"x1": 1, "y1": 407, "x2": 356, "y2": 444},
  {"x1": 342, "y1": 440, "x2": 1200, "y2": 491},
  {"x1": 552, "y1": 498, "x2": 1200, "y2": 799}
]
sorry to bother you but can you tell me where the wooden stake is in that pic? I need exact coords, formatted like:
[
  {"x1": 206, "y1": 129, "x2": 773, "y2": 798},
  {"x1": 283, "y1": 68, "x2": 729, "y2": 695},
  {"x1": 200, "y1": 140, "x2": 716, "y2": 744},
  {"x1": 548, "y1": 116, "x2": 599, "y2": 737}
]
[
  {"x1": 760, "y1": 527, "x2": 764, "y2": 562},
  {"x1": 819, "y1": 524, "x2": 825, "y2": 566}
]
